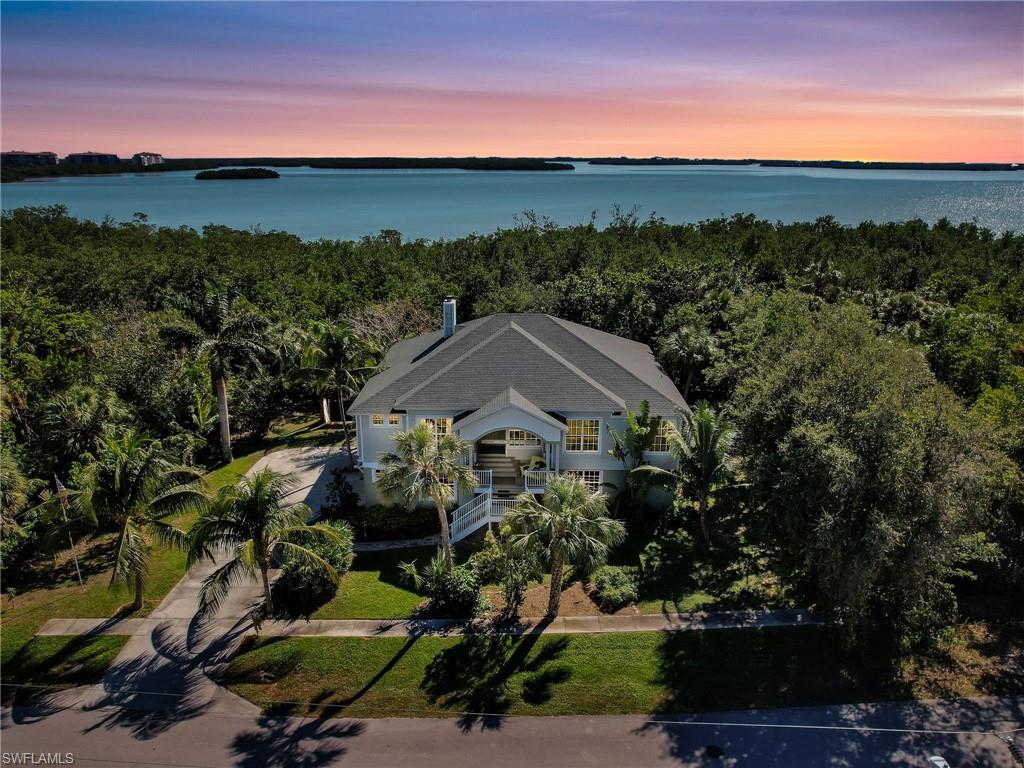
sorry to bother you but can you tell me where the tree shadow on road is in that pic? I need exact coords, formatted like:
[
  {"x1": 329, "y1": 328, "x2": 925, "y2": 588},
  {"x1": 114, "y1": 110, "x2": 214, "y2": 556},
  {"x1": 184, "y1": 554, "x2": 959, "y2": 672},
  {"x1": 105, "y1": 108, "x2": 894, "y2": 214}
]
[
  {"x1": 230, "y1": 714, "x2": 365, "y2": 768},
  {"x1": 79, "y1": 616, "x2": 253, "y2": 739}
]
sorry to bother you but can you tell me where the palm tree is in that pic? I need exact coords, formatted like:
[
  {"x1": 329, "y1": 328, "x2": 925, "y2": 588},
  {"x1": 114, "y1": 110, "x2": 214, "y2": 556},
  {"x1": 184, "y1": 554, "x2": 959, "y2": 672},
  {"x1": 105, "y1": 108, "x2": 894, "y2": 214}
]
[
  {"x1": 41, "y1": 385, "x2": 128, "y2": 467},
  {"x1": 187, "y1": 468, "x2": 341, "y2": 617},
  {"x1": 54, "y1": 430, "x2": 206, "y2": 610},
  {"x1": 163, "y1": 289, "x2": 267, "y2": 462},
  {"x1": 1, "y1": 447, "x2": 31, "y2": 538},
  {"x1": 658, "y1": 325, "x2": 718, "y2": 400},
  {"x1": 639, "y1": 402, "x2": 737, "y2": 545},
  {"x1": 505, "y1": 475, "x2": 625, "y2": 616},
  {"x1": 605, "y1": 399, "x2": 661, "y2": 517},
  {"x1": 300, "y1": 319, "x2": 381, "y2": 467},
  {"x1": 375, "y1": 423, "x2": 476, "y2": 570}
]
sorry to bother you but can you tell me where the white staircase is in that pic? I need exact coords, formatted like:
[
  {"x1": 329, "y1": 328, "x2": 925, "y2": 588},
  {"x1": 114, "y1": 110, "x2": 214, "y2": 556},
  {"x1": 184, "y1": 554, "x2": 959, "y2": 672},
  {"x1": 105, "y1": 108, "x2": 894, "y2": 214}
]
[
  {"x1": 474, "y1": 454, "x2": 519, "y2": 487},
  {"x1": 450, "y1": 491, "x2": 525, "y2": 543}
]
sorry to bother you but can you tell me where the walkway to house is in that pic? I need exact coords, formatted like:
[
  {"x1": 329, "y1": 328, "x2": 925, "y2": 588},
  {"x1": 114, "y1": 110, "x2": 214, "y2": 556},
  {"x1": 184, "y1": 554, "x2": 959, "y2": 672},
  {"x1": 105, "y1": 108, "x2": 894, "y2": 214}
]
[{"x1": 37, "y1": 607, "x2": 818, "y2": 639}]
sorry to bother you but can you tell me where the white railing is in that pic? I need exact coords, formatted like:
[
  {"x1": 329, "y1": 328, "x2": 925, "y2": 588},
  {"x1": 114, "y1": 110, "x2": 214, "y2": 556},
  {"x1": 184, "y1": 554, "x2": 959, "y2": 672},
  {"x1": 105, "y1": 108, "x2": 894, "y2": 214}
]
[
  {"x1": 471, "y1": 469, "x2": 493, "y2": 489},
  {"x1": 450, "y1": 493, "x2": 527, "y2": 543},
  {"x1": 491, "y1": 498, "x2": 524, "y2": 516},
  {"x1": 524, "y1": 469, "x2": 557, "y2": 490},
  {"x1": 450, "y1": 492, "x2": 491, "y2": 542}
]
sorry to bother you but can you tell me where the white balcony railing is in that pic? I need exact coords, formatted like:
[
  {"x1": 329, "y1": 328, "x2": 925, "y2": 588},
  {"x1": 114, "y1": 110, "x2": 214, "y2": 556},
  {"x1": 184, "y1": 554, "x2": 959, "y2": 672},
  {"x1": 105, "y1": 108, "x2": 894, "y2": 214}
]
[
  {"x1": 523, "y1": 469, "x2": 557, "y2": 490},
  {"x1": 471, "y1": 468, "x2": 493, "y2": 490}
]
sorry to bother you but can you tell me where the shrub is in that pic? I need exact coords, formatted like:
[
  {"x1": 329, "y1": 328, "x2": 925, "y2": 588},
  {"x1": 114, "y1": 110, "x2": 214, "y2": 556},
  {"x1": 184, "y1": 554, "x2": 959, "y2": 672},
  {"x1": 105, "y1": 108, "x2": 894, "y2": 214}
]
[
  {"x1": 467, "y1": 529, "x2": 505, "y2": 584},
  {"x1": 319, "y1": 468, "x2": 360, "y2": 520},
  {"x1": 399, "y1": 550, "x2": 487, "y2": 617},
  {"x1": 591, "y1": 565, "x2": 638, "y2": 611},
  {"x1": 274, "y1": 521, "x2": 355, "y2": 616},
  {"x1": 638, "y1": 528, "x2": 694, "y2": 588},
  {"x1": 321, "y1": 468, "x2": 437, "y2": 540},
  {"x1": 468, "y1": 527, "x2": 544, "y2": 611}
]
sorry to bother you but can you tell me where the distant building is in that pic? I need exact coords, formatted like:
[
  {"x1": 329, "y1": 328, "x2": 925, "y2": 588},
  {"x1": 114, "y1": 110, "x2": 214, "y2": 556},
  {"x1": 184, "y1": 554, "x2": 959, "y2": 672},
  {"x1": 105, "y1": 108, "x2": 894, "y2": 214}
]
[
  {"x1": 132, "y1": 152, "x2": 164, "y2": 166},
  {"x1": 1, "y1": 150, "x2": 58, "y2": 166},
  {"x1": 64, "y1": 151, "x2": 120, "y2": 166}
]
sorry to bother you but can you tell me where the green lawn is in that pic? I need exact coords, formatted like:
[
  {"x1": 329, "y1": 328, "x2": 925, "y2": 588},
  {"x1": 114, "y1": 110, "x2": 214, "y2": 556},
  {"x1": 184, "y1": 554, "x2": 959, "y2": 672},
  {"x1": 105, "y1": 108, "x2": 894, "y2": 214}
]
[
  {"x1": 225, "y1": 622, "x2": 1024, "y2": 720},
  {"x1": 312, "y1": 547, "x2": 435, "y2": 619},
  {"x1": 1, "y1": 416, "x2": 338, "y2": 682},
  {"x1": 1, "y1": 634, "x2": 128, "y2": 705}
]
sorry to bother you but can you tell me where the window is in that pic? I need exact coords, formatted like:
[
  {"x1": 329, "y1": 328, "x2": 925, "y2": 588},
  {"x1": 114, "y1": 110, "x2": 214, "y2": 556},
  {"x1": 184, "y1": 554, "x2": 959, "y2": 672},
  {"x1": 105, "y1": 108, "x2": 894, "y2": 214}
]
[
  {"x1": 566, "y1": 470, "x2": 602, "y2": 493},
  {"x1": 388, "y1": 413, "x2": 401, "y2": 426},
  {"x1": 508, "y1": 429, "x2": 541, "y2": 447},
  {"x1": 421, "y1": 417, "x2": 452, "y2": 443},
  {"x1": 650, "y1": 420, "x2": 674, "y2": 453},
  {"x1": 372, "y1": 413, "x2": 402, "y2": 427},
  {"x1": 566, "y1": 418, "x2": 600, "y2": 452},
  {"x1": 371, "y1": 414, "x2": 385, "y2": 426}
]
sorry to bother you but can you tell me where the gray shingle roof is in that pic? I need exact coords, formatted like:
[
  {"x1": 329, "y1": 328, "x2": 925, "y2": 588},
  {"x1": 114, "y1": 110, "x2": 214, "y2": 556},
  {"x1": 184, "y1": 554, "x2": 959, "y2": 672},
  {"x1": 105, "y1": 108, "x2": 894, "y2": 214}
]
[{"x1": 350, "y1": 313, "x2": 687, "y2": 416}]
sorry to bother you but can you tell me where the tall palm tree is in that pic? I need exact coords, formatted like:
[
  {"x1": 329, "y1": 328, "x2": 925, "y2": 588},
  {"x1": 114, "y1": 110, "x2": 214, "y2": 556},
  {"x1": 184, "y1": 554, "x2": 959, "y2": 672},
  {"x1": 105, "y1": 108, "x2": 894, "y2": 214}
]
[
  {"x1": 375, "y1": 423, "x2": 476, "y2": 570},
  {"x1": 505, "y1": 475, "x2": 625, "y2": 616},
  {"x1": 187, "y1": 468, "x2": 341, "y2": 616},
  {"x1": 300, "y1": 319, "x2": 381, "y2": 467},
  {"x1": 54, "y1": 430, "x2": 206, "y2": 610},
  {"x1": 163, "y1": 289, "x2": 267, "y2": 462},
  {"x1": 639, "y1": 402, "x2": 737, "y2": 545}
]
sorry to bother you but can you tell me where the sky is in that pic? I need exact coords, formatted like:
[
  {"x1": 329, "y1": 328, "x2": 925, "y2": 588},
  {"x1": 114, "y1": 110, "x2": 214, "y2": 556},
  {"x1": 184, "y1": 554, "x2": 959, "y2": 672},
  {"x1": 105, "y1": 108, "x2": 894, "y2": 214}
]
[{"x1": 1, "y1": 1, "x2": 1022, "y2": 161}]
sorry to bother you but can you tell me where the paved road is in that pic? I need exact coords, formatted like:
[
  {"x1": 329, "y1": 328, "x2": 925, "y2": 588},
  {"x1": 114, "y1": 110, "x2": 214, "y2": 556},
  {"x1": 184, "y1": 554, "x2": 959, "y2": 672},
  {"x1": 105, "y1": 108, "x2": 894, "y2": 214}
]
[{"x1": 3, "y1": 692, "x2": 1021, "y2": 767}]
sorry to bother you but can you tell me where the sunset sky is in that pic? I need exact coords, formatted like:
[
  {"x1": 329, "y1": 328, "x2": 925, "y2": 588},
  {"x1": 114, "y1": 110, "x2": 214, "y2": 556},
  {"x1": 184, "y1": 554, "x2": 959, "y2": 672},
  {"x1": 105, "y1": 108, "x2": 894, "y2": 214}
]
[{"x1": 2, "y1": 1, "x2": 1021, "y2": 161}]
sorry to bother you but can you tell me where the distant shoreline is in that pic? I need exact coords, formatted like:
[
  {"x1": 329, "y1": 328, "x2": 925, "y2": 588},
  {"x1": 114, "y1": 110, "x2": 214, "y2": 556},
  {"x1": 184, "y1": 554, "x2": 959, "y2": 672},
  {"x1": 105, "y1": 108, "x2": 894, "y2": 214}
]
[
  {"x1": 583, "y1": 157, "x2": 1021, "y2": 172},
  {"x1": 3, "y1": 156, "x2": 1019, "y2": 183},
  {"x1": 1, "y1": 157, "x2": 573, "y2": 183}
]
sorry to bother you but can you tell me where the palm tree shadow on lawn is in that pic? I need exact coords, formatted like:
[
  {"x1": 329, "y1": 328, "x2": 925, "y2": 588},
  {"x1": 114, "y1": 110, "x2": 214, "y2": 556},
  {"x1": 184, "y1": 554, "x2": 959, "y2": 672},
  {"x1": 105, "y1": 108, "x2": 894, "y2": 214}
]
[{"x1": 419, "y1": 631, "x2": 572, "y2": 732}]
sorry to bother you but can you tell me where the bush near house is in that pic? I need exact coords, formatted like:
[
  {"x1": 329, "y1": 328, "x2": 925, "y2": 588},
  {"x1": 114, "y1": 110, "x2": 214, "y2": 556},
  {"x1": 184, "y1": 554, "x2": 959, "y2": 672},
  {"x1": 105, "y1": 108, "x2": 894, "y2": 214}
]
[
  {"x1": 274, "y1": 520, "x2": 356, "y2": 616},
  {"x1": 591, "y1": 565, "x2": 638, "y2": 610},
  {"x1": 399, "y1": 551, "x2": 488, "y2": 617},
  {"x1": 320, "y1": 468, "x2": 438, "y2": 540}
]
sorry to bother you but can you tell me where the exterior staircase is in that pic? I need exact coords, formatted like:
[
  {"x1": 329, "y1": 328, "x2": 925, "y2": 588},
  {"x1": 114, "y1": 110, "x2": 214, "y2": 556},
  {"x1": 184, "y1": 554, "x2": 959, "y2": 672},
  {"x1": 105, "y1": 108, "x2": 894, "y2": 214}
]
[
  {"x1": 449, "y1": 491, "x2": 526, "y2": 543},
  {"x1": 473, "y1": 453, "x2": 519, "y2": 487}
]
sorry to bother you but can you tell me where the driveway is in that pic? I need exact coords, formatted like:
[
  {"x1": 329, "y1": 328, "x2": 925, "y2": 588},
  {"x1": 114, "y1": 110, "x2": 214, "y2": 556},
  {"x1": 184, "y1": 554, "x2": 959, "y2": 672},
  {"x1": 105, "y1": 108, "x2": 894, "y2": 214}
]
[{"x1": 251, "y1": 443, "x2": 361, "y2": 515}]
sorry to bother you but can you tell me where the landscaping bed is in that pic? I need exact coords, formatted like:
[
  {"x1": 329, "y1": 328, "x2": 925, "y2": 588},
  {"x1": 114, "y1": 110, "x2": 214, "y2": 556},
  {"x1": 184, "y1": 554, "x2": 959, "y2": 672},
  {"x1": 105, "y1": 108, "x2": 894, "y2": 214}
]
[{"x1": 223, "y1": 621, "x2": 1024, "y2": 719}]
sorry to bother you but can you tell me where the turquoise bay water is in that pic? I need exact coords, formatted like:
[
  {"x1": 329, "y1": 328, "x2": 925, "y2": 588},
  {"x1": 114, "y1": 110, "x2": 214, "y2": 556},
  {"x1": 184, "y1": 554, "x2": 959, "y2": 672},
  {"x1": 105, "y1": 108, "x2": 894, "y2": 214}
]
[{"x1": 2, "y1": 162, "x2": 1021, "y2": 241}]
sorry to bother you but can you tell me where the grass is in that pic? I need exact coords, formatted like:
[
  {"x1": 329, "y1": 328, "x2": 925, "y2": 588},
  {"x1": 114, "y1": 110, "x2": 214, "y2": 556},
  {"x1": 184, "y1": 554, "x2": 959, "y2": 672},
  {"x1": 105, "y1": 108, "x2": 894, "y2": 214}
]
[
  {"x1": 1, "y1": 634, "x2": 129, "y2": 705},
  {"x1": 224, "y1": 621, "x2": 1024, "y2": 720},
  {"x1": 312, "y1": 547, "x2": 435, "y2": 619},
  {"x1": 0, "y1": 415, "x2": 338, "y2": 689}
]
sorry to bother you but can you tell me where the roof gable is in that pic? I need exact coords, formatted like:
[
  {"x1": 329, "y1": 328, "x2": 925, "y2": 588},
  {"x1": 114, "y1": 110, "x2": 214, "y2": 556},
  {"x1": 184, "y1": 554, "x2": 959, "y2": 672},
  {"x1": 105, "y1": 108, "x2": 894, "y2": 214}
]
[{"x1": 350, "y1": 312, "x2": 686, "y2": 416}]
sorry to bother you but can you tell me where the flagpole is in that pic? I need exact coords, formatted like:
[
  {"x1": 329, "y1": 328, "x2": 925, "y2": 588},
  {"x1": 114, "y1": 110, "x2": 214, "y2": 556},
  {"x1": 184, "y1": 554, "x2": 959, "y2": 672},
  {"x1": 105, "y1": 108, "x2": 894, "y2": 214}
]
[{"x1": 54, "y1": 475, "x2": 84, "y2": 588}]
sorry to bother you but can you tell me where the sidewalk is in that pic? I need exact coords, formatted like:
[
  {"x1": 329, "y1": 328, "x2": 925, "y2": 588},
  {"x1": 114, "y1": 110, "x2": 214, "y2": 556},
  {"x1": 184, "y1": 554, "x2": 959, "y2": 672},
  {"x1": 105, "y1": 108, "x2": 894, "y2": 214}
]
[{"x1": 37, "y1": 607, "x2": 818, "y2": 639}]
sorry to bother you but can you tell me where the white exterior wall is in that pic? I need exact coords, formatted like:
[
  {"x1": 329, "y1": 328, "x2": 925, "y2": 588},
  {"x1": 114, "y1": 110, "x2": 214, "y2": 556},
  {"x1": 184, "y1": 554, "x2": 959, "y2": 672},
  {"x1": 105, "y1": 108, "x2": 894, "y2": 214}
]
[{"x1": 357, "y1": 408, "x2": 678, "y2": 508}]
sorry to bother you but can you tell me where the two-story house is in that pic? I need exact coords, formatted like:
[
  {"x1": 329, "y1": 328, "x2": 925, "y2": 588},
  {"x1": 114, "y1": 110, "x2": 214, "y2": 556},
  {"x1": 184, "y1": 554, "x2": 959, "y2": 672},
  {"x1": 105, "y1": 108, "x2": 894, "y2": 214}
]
[{"x1": 350, "y1": 300, "x2": 688, "y2": 542}]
